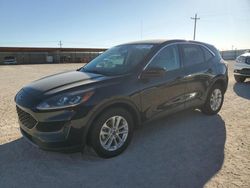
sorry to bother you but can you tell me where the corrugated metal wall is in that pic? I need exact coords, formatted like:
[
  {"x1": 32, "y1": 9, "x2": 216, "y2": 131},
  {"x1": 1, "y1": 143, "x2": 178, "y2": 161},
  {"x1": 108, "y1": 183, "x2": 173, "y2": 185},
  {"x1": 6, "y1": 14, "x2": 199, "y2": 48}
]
[
  {"x1": 0, "y1": 51, "x2": 102, "y2": 64},
  {"x1": 0, "y1": 47, "x2": 106, "y2": 64}
]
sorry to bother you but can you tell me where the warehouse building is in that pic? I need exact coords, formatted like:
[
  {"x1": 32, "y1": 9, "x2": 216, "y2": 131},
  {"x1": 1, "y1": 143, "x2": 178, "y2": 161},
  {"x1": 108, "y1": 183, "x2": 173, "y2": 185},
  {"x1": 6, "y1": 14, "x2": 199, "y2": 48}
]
[
  {"x1": 0, "y1": 47, "x2": 106, "y2": 64},
  {"x1": 220, "y1": 49, "x2": 250, "y2": 60}
]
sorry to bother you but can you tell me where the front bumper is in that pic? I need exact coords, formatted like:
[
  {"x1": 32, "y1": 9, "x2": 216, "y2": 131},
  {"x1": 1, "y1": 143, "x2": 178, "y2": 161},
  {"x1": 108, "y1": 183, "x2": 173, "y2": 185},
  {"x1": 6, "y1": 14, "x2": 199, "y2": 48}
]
[
  {"x1": 234, "y1": 63, "x2": 250, "y2": 77},
  {"x1": 17, "y1": 105, "x2": 88, "y2": 152}
]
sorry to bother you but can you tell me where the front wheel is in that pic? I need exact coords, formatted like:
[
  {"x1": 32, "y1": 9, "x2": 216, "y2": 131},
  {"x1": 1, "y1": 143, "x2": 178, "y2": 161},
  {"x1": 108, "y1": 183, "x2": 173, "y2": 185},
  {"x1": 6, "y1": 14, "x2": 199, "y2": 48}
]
[
  {"x1": 201, "y1": 84, "x2": 224, "y2": 115},
  {"x1": 89, "y1": 108, "x2": 134, "y2": 158},
  {"x1": 234, "y1": 75, "x2": 246, "y2": 83}
]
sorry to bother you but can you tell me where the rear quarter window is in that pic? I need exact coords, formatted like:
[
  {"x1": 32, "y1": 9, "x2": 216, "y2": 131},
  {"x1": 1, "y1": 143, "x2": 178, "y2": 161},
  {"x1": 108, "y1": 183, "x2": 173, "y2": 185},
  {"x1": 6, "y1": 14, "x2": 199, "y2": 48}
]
[
  {"x1": 201, "y1": 46, "x2": 214, "y2": 61},
  {"x1": 181, "y1": 44, "x2": 205, "y2": 66}
]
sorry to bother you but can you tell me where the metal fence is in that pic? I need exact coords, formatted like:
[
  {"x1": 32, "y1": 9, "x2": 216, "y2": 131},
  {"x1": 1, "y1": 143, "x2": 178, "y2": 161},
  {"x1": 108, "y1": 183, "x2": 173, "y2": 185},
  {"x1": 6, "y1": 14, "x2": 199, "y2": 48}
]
[{"x1": 220, "y1": 49, "x2": 249, "y2": 60}]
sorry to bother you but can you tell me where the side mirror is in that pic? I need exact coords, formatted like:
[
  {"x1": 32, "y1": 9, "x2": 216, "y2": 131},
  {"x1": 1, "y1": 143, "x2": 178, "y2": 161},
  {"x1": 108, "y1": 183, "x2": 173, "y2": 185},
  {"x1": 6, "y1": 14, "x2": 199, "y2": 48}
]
[
  {"x1": 77, "y1": 68, "x2": 81, "y2": 71},
  {"x1": 77, "y1": 64, "x2": 86, "y2": 71},
  {"x1": 140, "y1": 67, "x2": 166, "y2": 79}
]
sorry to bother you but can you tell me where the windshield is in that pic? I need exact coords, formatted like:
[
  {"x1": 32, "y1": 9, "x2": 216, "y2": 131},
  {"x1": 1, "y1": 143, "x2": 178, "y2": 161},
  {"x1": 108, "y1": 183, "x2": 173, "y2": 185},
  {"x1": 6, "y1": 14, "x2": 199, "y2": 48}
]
[{"x1": 81, "y1": 44, "x2": 154, "y2": 75}]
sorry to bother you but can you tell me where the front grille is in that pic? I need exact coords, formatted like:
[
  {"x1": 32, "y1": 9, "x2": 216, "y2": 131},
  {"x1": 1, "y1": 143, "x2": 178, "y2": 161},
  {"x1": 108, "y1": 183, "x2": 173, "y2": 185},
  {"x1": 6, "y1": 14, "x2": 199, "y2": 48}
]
[
  {"x1": 16, "y1": 106, "x2": 37, "y2": 129},
  {"x1": 240, "y1": 69, "x2": 250, "y2": 75},
  {"x1": 36, "y1": 122, "x2": 65, "y2": 132}
]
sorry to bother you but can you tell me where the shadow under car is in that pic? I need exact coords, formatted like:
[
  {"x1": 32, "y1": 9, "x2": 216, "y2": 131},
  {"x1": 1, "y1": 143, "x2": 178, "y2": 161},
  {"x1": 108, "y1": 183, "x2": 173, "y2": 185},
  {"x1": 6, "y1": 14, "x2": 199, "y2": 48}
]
[{"x1": 0, "y1": 110, "x2": 225, "y2": 188}]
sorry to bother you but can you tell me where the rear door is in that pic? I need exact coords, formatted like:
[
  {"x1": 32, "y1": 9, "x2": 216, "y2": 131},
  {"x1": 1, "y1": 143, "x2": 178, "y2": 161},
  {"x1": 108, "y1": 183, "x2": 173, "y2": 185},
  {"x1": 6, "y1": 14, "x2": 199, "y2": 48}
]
[
  {"x1": 180, "y1": 43, "x2": 213, "y2": 108},
  {"x1": 140, "y1": 44, "x2": 186, "y2": 119}
]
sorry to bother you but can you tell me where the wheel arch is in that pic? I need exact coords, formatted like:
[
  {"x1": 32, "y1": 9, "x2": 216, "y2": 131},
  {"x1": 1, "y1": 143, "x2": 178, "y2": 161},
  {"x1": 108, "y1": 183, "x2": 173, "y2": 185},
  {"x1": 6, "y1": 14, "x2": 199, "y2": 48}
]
[
  {"x1": 84, "y1": 98, "x2": 141, "y2": 145},
  {"x1": 213, "y1": 77, "x2": 228, "y2": 93},
  {"x1": 202, "y1": 75, "x2": 228, "y2": 103},
  {"x1": 209, "y1": 75, "x2": 228, "y2": 94}
]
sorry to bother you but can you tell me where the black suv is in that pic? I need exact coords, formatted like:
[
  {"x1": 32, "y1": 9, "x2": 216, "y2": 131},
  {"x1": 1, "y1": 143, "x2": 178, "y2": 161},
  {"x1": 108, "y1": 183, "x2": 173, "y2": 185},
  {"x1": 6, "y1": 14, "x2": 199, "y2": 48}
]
[{"x1": 15, "y1": 40, "x2": 228, "y2": 158}]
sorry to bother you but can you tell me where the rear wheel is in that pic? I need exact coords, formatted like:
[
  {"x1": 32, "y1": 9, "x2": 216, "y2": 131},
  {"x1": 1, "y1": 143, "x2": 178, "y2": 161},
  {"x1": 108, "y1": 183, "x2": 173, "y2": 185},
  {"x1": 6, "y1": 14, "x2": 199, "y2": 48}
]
[
  {"x1": 234, "y1": 75, "x2": 246, "y2": 83},
  {"x1": 89, "y1": 108, "x2": 134, "y2": 158},
  {"x1": 201, "y1": 84, "x2": 224, "y2": 115}
]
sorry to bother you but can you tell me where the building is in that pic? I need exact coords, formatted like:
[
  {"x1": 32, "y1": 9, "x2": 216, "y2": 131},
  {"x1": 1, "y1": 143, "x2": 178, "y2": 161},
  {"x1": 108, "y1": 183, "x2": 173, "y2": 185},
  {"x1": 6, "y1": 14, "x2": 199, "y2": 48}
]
[
  {"x1": 2, "y1": 46, "x2": 248, "y2": 64},
  {"x1": 0, "y1": 47, "x2": 106, "y2": 64}
]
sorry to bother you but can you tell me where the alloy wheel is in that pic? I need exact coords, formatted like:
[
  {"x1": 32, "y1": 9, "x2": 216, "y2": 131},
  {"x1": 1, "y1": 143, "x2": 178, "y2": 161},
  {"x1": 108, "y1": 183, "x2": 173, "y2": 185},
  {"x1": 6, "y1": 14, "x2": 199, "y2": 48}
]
[
  {"x1": 210, "y1": 88, "x2": 222, "y2": 111},
  {"x1": 99, "y1": 116, "x2": 129, "y2": 151}
]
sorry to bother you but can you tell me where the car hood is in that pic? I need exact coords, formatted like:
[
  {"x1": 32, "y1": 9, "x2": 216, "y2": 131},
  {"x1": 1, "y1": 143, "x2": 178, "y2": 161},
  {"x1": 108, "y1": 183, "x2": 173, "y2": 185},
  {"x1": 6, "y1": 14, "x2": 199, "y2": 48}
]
[{"x1": 22, "y1": 70, "x2": 110, "y2": 97}]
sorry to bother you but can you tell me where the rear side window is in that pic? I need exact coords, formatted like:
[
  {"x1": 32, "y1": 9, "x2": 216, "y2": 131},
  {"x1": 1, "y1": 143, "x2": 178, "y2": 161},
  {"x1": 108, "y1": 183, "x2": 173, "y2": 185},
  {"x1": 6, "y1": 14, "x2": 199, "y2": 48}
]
[
  {"x1": 181, "y1": 44, "x2": 205, "y2": 66},
  {"x1": 201, "y1": 46, "x2": 214, "y2": 61}
]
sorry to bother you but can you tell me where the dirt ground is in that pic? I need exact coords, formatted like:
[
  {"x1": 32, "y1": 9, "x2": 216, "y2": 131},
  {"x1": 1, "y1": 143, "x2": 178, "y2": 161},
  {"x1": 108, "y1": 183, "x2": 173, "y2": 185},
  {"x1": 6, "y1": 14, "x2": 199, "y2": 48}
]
[{"x1": 0, "y1": 61, "x2": 249, "y2": 188}]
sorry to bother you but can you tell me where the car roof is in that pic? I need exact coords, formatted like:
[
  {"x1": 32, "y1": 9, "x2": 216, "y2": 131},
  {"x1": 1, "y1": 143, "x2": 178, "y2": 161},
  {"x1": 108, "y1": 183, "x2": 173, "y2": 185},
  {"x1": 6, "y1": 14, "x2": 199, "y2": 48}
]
[
  {"x1": 120, "y1": 39, "x2": 213, "y2": 47},
  {"x1": 122, "y1": 39, "x2": 184, "y2": 45}
]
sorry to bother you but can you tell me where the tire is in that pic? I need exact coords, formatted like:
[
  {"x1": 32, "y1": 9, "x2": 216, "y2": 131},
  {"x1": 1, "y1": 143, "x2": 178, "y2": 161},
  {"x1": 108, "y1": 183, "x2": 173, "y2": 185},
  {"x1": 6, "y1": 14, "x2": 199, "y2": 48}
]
[
  {"x1": 89, "y1": 108, "x2": 134, "y2": 158},
  {"x1": 201, "y1": 84, "x2": 224, "y2": 115},
  {"x1": 234, "y1": 75, "x2": 246, "y2": 83}
]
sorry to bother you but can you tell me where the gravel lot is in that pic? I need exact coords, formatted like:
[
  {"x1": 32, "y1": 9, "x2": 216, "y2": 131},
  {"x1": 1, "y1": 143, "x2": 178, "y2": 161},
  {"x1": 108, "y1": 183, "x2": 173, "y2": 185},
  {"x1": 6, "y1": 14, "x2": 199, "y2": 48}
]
[{"x1": 0, "y1": 61, "x2": 249, "y2": 188}]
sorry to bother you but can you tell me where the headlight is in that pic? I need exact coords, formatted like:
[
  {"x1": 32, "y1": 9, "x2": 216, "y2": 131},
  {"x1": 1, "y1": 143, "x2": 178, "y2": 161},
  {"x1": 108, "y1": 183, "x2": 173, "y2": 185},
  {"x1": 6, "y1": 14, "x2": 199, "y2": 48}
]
[{"x1": 37, "y1": 90, "x2": 94, "y2": 110}]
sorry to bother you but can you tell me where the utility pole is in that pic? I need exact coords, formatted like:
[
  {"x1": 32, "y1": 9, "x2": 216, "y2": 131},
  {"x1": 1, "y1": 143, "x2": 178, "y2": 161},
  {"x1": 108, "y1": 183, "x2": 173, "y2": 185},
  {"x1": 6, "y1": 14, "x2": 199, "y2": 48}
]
[
  {"x1": 58, "y1": 40, "x2": 62, "y2": 48},
  {"x1": 58, "y1": 40, "x2": 62, "y2": 63},
  {"x1": 191, "y1": 13, "x2": 200, "y2": 40}
]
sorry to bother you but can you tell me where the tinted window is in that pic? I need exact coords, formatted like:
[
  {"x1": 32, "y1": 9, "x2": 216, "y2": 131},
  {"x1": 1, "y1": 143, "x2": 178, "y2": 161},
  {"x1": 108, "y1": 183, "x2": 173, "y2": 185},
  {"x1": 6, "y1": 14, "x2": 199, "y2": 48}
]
[
  {"x1": 182, "y1": 44, "x2": 205, "y2": 66},
  {"x1": 201, "y1": 46, "x2": 214, "y2": 61},
  {"x1": 148, "y1": 45, "x2": 180, "y2": 71}
]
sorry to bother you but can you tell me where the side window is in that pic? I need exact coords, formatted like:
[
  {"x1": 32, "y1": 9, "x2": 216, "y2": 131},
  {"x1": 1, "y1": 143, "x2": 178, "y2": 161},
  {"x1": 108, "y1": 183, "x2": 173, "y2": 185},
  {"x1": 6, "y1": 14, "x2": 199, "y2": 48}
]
[
  {"x1": 148, "y1": 45, "x2": 180, "y2": 71},
  {"x1": 246, "y1": 57, "x2": 250, "y2": 64},
  {"x1": 240, "y1": 56, "x2": 246, "y2": 63},
  {"x1": 181, "y1": 44, "x2": 205, "y2": 66},
  {"x1": 201, "y1": 46, "x2": 214, "y2": 61},
  {"x1": 237, "y1": 56, "x2": 245, "y2": 63}
]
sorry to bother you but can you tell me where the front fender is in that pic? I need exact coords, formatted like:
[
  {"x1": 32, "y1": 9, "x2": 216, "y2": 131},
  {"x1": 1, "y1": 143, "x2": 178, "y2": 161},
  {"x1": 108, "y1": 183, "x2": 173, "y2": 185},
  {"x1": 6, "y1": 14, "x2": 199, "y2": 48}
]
[{"x1": 81, "y1": 97, "x2": 141, "y2": 146}]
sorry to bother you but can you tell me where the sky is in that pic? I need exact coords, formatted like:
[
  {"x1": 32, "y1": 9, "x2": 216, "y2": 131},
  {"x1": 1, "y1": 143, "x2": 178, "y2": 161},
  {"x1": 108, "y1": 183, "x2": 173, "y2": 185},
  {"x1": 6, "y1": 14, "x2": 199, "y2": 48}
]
[{"x1": 0, "y1": 0, "x2": 249, "y2": 50}]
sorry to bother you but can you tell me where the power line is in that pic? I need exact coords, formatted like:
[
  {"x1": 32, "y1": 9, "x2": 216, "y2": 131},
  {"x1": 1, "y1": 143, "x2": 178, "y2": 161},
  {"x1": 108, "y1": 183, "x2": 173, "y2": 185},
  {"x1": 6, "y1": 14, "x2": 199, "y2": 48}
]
[{"x1": 191, "y1": 13, "x2": 200, "y2": 40}]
